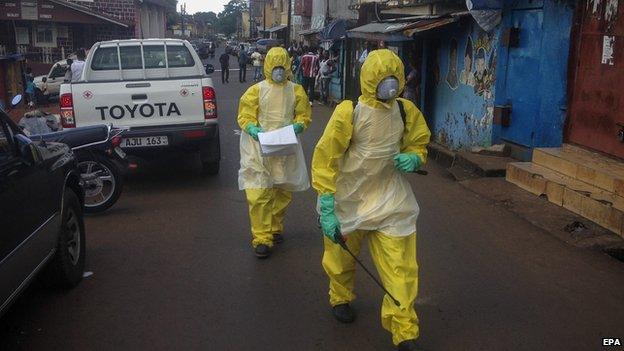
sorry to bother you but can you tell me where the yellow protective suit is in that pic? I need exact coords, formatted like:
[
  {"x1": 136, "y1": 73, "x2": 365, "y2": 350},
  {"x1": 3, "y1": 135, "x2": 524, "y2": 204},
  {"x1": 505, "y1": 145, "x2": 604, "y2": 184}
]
[
  {"x1": 238, "y1": 47, "x2": 311, "y2": 248},
  {"x1": 311, "y1": 49, "x2": 431, "y2": 345}
]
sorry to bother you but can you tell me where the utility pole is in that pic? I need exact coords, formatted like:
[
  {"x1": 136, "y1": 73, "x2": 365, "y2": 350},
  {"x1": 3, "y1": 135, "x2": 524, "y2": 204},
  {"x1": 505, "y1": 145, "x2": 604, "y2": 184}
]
[
  {"x1": 286, "y1": 0, "x2": 292, "y2": 45},
  {"x1": 180, "y1": 3, "x2": 186, "y2": 37},
  {"x1": 250, "y1": 2, "x2": 254, "y2": 38}
]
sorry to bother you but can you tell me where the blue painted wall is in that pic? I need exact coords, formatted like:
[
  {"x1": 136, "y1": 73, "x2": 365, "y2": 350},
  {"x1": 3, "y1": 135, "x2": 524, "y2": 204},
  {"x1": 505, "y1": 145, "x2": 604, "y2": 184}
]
[
  {"x1": 493, "y1": 0, "x2": 575, "y2": 147},
  {"x1": 424, "y1": 20, "x2": 500, "y2": 150}
]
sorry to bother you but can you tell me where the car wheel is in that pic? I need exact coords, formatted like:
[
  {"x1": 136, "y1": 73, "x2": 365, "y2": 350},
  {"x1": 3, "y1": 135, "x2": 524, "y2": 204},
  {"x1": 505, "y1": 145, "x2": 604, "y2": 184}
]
[{"x1": 40, "y1": 189, "x2": 86, "y2": 288}]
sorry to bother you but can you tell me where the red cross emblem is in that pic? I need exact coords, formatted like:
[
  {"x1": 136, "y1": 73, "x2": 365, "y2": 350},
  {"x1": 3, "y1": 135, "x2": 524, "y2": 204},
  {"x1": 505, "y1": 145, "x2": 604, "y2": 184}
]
[
  {"x1": 180, "y1": 88, "x2": 189, "y2": 97},
  {"x1": 83, "y1": 90, "x2": 93, "y2": 99}
]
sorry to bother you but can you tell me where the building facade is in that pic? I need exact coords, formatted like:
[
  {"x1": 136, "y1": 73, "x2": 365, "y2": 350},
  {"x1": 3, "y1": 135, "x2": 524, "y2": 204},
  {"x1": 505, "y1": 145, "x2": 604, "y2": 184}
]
[{"x1": 0, "y1": 0, "x2": 173, "y2": 74}]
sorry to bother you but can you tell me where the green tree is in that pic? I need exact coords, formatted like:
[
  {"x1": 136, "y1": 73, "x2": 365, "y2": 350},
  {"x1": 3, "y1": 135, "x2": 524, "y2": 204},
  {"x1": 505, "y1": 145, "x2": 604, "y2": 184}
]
[
  {"x1": 194, "y1": 11, "x2": 218, "y2": 36},
  {"x1": 215, "y1": 0, "x2": 247, "y2": 35}
]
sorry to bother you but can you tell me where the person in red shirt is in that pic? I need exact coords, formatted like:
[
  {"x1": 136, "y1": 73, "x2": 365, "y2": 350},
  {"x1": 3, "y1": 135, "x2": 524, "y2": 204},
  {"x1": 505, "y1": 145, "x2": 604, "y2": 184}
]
[{"x1": 300, "y1": 48, "x2": 319, "y2": 103}]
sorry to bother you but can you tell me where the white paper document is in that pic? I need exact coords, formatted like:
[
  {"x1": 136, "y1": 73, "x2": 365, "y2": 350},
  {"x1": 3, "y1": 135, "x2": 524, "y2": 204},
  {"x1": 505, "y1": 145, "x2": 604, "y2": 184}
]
[{"x1": 258, "y1": 125, "x2": 299, "y2": 156}]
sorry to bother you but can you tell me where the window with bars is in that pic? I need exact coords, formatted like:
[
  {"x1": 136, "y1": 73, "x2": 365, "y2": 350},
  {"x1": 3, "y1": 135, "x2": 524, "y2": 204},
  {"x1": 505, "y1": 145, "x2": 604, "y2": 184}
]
[{"x1": 33, "y1": 26, "x2": 57, "y2": 48}]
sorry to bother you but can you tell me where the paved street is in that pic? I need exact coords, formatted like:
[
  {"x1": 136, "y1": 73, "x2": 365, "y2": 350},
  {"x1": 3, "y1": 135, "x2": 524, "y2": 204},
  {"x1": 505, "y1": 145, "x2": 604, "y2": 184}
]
[{"x1": 2, "y1": 48, "x2": 624, "y2": 351}]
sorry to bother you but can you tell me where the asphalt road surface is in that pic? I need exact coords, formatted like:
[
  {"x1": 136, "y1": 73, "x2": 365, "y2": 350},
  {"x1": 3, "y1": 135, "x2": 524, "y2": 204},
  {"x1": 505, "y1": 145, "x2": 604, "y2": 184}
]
[{"x1": 2, "y1": 47, "x2": 624, "y2": 351}]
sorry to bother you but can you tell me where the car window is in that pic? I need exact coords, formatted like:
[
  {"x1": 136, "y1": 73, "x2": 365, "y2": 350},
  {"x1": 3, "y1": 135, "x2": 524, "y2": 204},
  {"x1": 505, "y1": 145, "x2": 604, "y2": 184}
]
[
  {"x1": 120, "y1": 46, "x2": 143, "y2": 69},
  {"x1": 91, "y1": 47, "x2": 119, "y2": 71},
  {"x1": 0, "y1": 120, "x2": 14, "y2": 164},
  {"x1": 167, "y1": 46, "x2": 195, "y2": 68},
  {"x1": 144, "y1": 45, "x2": 166, "y2": 69},
  {"x1": 49, "y1": 64, "x2": 66, "y2": 78}
]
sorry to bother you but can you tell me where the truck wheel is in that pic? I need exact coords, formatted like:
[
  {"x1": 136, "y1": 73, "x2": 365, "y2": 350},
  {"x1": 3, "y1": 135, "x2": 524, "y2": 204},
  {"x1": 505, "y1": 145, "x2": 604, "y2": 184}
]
[
  {"x1": 200, "y1": 132, "x2": 221, "y2": 176},
  {"x1": 40, "y1": 189, "x2": 86, "y2": 288}
]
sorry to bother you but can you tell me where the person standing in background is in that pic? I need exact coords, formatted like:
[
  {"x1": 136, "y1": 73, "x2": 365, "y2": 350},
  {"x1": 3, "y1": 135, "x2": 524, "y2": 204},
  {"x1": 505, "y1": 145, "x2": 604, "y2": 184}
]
[
  {"x1": 251, "y1": 49, "x2": 263, "y2": 82},
  {"x1": 292, "y1": 50, "x2": 303, "y2": 84},
  {"x1": 403, "y1": 62, "x2": 421, "y2": 107},
  {"x1": 71, "y1": 49, "x2": 86, "y2": 82},
  {"x1": 300, "y1": 48, "x2": 319, "y2": 104},
  {"x1": 318, "y1": 53, "x2": 334, "y2": 105},
  {"x1": 23, "y1": 67, "x2": 36, "y2": 106},
  {"x1": 64, "y1": 59, "x2": 73, "y2": 83},
  {"x1": 219, "y1": 51, "x2": 230, "y2": 84},
  {"x1": 238, "y1": 45, "x2": 249, "y2": 83}
]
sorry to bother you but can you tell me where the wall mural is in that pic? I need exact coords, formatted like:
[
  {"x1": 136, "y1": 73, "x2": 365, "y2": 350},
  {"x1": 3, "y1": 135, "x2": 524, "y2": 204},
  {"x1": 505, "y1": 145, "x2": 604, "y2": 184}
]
[
  {"x1": 471, "y1": 32, "x2": 495, "y2": 98},
  {"x1": 434, "y1": 27, "x2": 499, "y2": 150},
  {"x1": 459, "y1": 36, "x2": 475, "y2": 87},
  {"x1": 446, "y1": 38, "x2": 459, "y2": 90}
]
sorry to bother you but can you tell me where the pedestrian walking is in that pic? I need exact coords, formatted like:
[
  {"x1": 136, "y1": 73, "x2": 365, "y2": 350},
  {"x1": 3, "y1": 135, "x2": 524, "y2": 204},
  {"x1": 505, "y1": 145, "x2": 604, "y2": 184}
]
[
  {"x1": 219, "y1": 51, "x2": 230, "y2": 84},
  {"x1": 251, "y1": 49, "x2": 263, "y2": 82},
  {"x1": 300, "y1": 48, "x2": 319, "y2": 103},
  {"x1": 238, "y1": 47, "x2": 312, "y2": 259},
  {"x1": 238, "y1": 45, "x2": 249, "y2": 83},
  {"x1": 311, "y1": 49, "x2": 431, "y2": 351}
]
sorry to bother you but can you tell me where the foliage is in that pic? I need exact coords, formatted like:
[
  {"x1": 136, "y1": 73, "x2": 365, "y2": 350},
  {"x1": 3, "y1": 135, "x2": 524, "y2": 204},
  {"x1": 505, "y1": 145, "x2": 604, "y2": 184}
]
[
  {"x1": 216, "y1": 0, "x2": 248, "y2": 35},
  {"x1": 169, "y1": 0, "x2": 247, "y2": 36}
]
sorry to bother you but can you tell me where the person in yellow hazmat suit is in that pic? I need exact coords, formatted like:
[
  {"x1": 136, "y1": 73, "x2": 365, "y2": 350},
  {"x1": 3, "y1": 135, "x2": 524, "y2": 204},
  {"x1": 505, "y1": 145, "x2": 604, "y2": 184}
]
[
  {"x1": 311, "y1": 49, "x2": 431, "y2": 351},
  {"x1": 238, "y1": 47, "x2": 312, "y2": 258}
]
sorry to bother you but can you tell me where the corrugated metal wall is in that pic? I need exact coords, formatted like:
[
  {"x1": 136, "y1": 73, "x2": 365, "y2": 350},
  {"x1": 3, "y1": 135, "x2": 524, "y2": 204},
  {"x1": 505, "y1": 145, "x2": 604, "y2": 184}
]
[{"x1": 567, "y1": 0, "x2": 624, "y2": 159}]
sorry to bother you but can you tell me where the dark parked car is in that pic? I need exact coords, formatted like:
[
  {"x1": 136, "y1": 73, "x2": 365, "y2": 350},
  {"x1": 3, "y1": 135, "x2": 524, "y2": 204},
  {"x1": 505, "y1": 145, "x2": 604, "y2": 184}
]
[{"x1": 0, "y1": 105, "x2": 86, "y2": 316}]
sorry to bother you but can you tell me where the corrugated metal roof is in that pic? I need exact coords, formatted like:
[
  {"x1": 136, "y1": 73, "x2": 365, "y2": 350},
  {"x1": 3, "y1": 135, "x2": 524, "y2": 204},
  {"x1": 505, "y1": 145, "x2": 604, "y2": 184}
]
[
  {"x1": 49, "y1": 0, "x2": 129, "y2": 27},
  {"x1": 141, "y1": 0, "x2": 177, "y2": 9},
  {"x1": 347, "y1": 16, "x2": 461, "y2": 41},
  {"x1": 299, "y1": 28, "x2": 322, "y2": 36},
  {"x1": 267, "y1": 24, "x2": 288, "y2": 32}
]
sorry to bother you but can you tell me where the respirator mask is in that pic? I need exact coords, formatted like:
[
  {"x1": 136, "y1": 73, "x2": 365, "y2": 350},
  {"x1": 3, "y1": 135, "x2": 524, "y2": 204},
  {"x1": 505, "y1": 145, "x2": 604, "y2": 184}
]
[
  {"x1": 376, "y1": 76, "x2": 400, "y2": 100},
  {"x1": 272, "y1": 67, "x2": 286, "y2": 83}
]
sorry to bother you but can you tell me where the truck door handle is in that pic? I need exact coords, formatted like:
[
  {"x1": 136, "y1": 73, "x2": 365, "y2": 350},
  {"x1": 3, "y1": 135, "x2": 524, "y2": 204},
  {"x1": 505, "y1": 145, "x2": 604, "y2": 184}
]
[
  {"x1": 131, "y1": 94, "x2": 148, "y2": 100},
  {"x1": 126, "y1": 83, "x2": 151, "y2": 88}
]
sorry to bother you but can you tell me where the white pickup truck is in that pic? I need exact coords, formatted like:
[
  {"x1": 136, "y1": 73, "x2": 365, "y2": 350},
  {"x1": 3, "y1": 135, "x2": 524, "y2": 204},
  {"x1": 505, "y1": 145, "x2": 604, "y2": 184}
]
[{"x1": 58, "y1": 39, "x2": 220, "y2": 174}]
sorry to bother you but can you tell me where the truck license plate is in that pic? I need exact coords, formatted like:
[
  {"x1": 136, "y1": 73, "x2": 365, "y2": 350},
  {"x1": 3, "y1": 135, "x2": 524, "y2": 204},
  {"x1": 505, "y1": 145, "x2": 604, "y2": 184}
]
[{"x1": 122, "y1": 136, "x2": 169, "y2": 148}]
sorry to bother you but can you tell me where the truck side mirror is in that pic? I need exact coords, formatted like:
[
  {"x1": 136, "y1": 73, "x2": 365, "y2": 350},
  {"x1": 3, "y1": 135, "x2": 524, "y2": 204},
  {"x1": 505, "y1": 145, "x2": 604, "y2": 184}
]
[
  {"x1": 11, "y1": 94, "x2": 22, "y2": 108},
  {"x1": 15, "y1": 134, "x2": 42, "y2": 166},
  {"x1": 205, "y1": 64, "x2": 215, "y2": 74}
]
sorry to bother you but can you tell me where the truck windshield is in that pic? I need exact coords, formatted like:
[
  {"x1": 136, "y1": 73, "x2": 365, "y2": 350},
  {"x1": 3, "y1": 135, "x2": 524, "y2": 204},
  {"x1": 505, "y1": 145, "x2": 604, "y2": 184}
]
[
  {"x1": 120, "y1": 46, "x2": 142, "y2": 69},
  {"x1": 91, "y1": 44, "x2": 195, "y2": 71},
  {"x1": 91, "y1": 47, "x2": 119, "y2": 70},
  {"x1": 167, "y1": 46, "x2": 194, "y2": 68},
  {"x1": 143, "y1": 45, "x2": 166, "y2": 69}
]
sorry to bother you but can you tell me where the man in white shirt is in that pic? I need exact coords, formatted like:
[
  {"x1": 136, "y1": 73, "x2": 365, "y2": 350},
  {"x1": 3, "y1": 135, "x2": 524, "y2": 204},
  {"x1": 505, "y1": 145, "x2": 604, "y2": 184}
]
[
  {"x1": 70, "y1": 49, "x2": 86, "y2": 82},
  {"x1": 251, "y1": 49, "x2": 263, "y2": 82}
]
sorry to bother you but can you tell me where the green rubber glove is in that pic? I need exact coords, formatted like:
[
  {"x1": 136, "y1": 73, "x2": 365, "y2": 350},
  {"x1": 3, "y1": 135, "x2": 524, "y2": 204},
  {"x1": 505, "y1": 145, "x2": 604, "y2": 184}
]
[
  {"x1": 319, "y1": 194, "x2": 341, "y2": 243},
  {"x1": 246, "y1": 124, "x2": 264, "y2": 141},
  {"x1": 393, "y1": 153, "x2": 422, "y2": 173},
  {"x1": 293, "y1": 123, "x2": 305, "y2": 135}
]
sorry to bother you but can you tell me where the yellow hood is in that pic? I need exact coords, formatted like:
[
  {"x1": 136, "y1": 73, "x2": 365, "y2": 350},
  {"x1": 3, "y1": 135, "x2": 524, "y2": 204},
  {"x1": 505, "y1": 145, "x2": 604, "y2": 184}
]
[
  {"x1": 263, "y1": 47, "x2": 291, "y2": 84},
  {"x1": 359, "y1": 49, "x2": 405, "y2": 109}
]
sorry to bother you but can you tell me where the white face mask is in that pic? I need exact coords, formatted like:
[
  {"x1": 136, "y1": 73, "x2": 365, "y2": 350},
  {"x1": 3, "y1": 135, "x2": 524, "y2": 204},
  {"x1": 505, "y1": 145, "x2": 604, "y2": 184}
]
[
  {"x1": 272, "y1": 67, "x2": 286, "y2": 83},
  {"x1": 376, "y1": 76, "x2": 400, "y2": 100}
]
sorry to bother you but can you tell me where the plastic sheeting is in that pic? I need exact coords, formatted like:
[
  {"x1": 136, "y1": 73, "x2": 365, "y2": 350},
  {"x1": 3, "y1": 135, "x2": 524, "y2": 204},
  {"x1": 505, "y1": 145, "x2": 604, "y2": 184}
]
[
  {"x1": 467, "y1": 0, "x2": 502, "y2": 32},
  {"x1": 466, "y1": 0, "x2": 502, "y2": 10}
]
